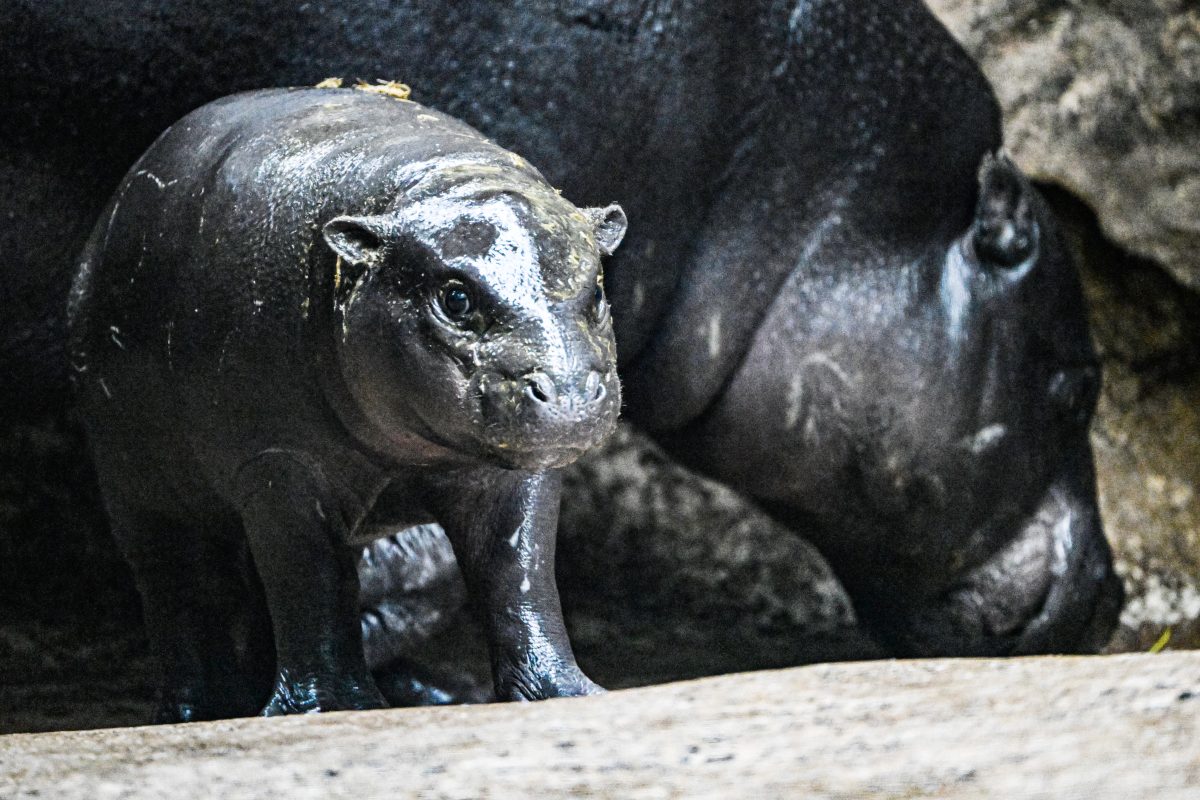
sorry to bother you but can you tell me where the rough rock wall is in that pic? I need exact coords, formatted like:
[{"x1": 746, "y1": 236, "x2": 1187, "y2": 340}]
[{"x1": 1050, "y1": 188, "x2": 1200, "y2": 650}]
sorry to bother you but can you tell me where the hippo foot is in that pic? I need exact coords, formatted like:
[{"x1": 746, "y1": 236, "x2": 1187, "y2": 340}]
[
  {"x1": 494, "y1": 664, "x2": 604, "y2": 702},
  {"x1": 259, "y1": 668, "x2": 386, "y2": 716},
  {"x1": 153, "y1": 683, "x2": 261, "y2": 724},
  {"x1": 373, "y1": 658, "x2": 493, "y2": 706}
]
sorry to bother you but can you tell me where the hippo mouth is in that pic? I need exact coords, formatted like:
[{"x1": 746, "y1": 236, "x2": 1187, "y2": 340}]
[
  {"x1": 394, "y1": 398, "x2": 604, "y2": 472},
  {"x1": 483, "y1": 441, "x2": 591, "y2": 471}
]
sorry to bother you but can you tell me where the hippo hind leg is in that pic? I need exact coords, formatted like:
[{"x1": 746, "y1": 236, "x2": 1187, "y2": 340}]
[
  {"x1": 107, "y1": 502, "x2": 270, "y2": 723},
  {"x1": 236, "y1": 451, "x2": 386, "y2": 716}
]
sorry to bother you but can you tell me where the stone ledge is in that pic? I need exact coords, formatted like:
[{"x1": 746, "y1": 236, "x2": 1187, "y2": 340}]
[{"x1": 2, "y1": 653, "x2": 1197, "y2": 799}]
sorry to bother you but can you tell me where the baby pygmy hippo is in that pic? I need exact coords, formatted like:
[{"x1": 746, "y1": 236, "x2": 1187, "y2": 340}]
[{"x1": 68, "y1": 87, "x2": 627, "y2": 721}]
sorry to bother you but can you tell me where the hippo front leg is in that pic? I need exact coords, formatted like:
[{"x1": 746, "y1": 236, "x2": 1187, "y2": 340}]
[
  {"x1": 236, "y1": 450, "x2": 385, "y2": 715},
  {"x1": 427, "y1": 469, "x2": 600, "y2": 702}
]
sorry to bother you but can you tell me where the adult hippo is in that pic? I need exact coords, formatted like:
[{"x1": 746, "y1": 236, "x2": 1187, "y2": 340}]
[{"x1": 1, "y1": 0, "x2": 1121, "y2": 659}]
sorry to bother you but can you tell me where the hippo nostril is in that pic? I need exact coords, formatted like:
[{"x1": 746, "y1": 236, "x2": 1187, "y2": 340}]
[{"x1": 524, "y1": 374, "x2": 556, "y2": 405}]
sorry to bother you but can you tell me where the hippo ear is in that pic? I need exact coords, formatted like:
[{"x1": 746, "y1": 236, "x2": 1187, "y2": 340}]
[
  {"x1": 584, "y1": 203, "x2": 628, "y2": 256},
  {"x1": 322, "y1": 215, "x2": 393, "y2": 266},
  {"x1": 970, "y1": 154, "x2": 1038, "y2": 268}
]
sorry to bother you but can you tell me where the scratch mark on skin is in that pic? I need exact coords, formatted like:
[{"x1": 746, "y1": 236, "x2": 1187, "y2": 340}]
[
  {"x1": 785, "y1": 374, "x2": 804, "y2": 430},
  {"x1": 707, "y1": 313, "x2": 721, "y2": 359},
  {"x1": 98, "y1": 378, "x2": 112, "y2": 399},
  {"x1": 135, "y1": 170, "x2": 178, "y2": 191},
  {"x1": 784, "y1": 353, "x2": 855, "y2": 438},
  {"x1": 803, "y1": 352, "x2": 853, "y2": 386},
  {"x1": 109, "y1": 325, "x2": 125, "y2": 350},
  {"x1": 102, "y1": 199, "x2": 122, "y2": 252},
  {"x1": 964, "y1": 423, "x2": 1007, "y2": 455}
]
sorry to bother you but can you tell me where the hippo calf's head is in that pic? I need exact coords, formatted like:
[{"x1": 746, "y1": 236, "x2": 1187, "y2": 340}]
[{"x1": 323, "y1": 166, "x2": 627, "y2": 470}]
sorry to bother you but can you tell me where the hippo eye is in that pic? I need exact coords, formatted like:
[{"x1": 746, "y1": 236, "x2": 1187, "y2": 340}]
[
  {"x1": 591, "y1": 282, "x2": 608, "y2": 323},
  {"x1": 438, "y1": 281, "x2": 474, "y2": 321}
]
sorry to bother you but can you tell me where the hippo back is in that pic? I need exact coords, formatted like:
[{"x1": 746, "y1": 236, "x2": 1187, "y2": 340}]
[{"x1": 3, "y1": 0, "x2": 992, "y2": 415}]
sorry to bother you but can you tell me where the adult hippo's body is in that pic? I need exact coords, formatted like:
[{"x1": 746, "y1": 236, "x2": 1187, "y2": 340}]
[{"x1": 2, "y1": 0, "x2": 1121, "y2": 657}]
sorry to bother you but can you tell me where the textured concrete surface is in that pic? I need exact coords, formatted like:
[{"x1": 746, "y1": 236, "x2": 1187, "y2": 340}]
[{"x1": 2, "y1": 653, "x2": 1197, "y2": 799}]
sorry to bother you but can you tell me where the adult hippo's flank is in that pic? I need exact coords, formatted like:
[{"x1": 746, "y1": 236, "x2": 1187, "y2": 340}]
[
  {"x1": 5, "y1": 0, "x2": 1120, "y2": 662},
  {"x1": 67, "y1": 87, "x2": 627, "y2": 721}
]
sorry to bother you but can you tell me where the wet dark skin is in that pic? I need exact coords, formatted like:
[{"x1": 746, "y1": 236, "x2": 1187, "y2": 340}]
[
  {"x1": 68, "y1": 89, "x2": 626, "y2": 720},
  {"x1": 6, "y1": 0, "x2": 1121, "y2": 681}
]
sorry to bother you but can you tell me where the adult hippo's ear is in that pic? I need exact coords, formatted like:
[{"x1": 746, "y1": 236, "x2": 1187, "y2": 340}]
[
  {"x1": 583, "y1": 203, "x2": 628, "y2": 256},
  {"x1": 970, "y1": 154, "x2": 1038, "y2": 269}
]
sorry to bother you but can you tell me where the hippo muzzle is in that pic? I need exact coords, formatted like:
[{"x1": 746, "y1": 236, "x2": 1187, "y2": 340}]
[{"x1": 476, "y1": 362, "x2": 620, "y2": 470}]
